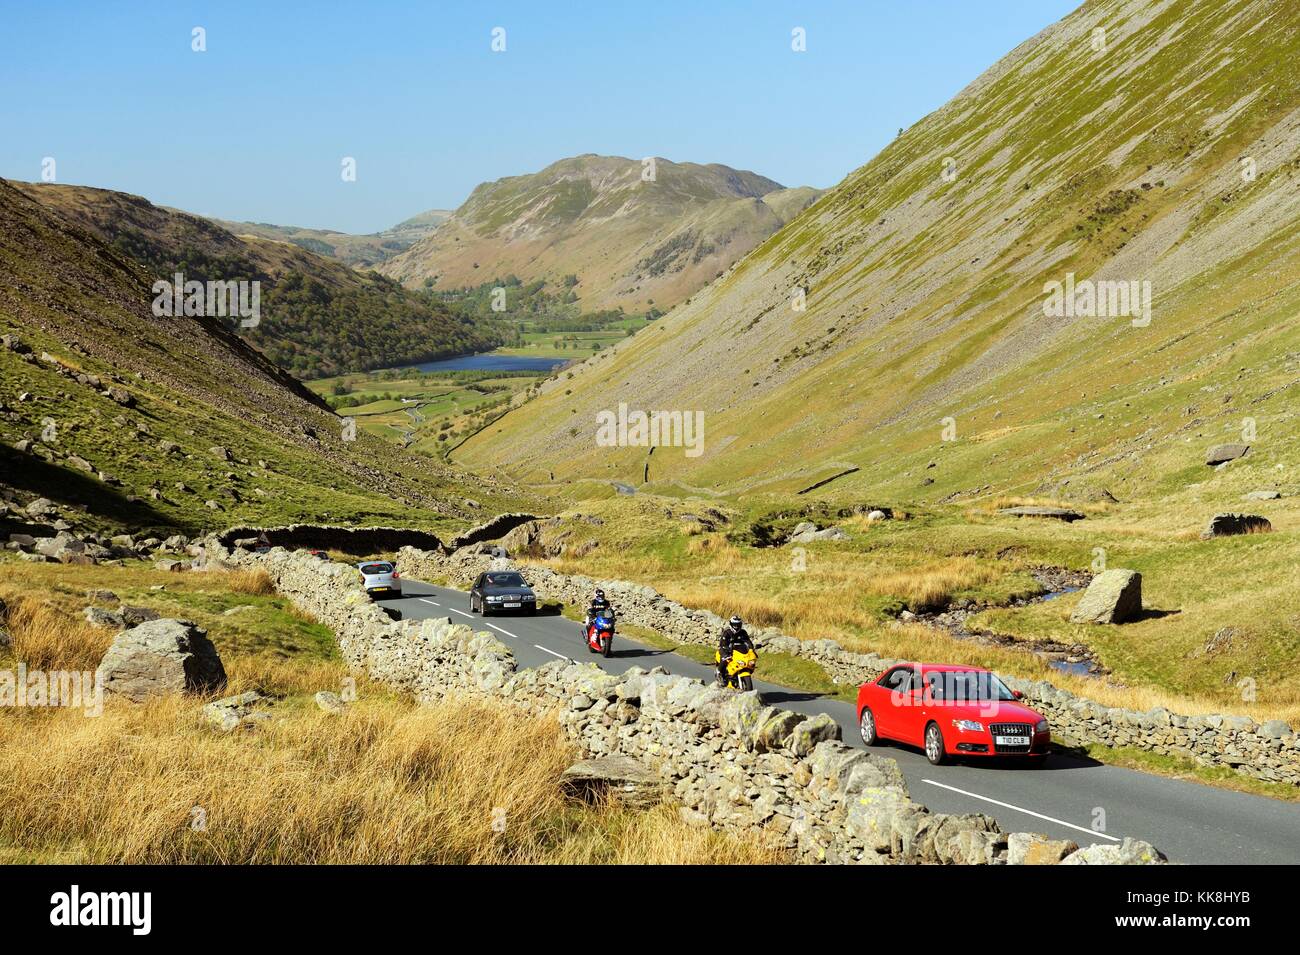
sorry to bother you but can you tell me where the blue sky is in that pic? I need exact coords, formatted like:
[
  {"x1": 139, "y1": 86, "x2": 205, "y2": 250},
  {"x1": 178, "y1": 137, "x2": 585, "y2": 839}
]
[{"x1": 0, "y1": 1, "x2": 1079, "y2": 233}]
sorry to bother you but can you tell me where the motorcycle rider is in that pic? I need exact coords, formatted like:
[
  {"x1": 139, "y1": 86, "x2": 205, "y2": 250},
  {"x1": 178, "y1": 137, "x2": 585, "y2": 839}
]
[
  {"x1": 583, "y1": 588, "x2": 615, "y2": 638},
  {"x1": 716, "y1": 615, "x2": 754, "y2": 686}
]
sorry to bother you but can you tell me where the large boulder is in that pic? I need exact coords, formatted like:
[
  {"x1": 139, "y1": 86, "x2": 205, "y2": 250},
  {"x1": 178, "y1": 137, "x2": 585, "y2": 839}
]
[
  {"x1": 97, "y1": 618, "x2": 227, "y2": 701},
  {"x1": 1069, "y1": 569, "x2": 1142, "y2": 624},
  {"x1": 1205, "y1": 443, "x2": 1249, "y2": 465},
  {"x1": 1201, "y1": 513, "x2": 1271, "y2": 538}
]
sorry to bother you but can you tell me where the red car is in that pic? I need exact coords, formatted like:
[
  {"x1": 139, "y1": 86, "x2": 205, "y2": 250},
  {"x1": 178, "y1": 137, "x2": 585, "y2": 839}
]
[{"x1": 856, "y1": 663, "x2": 1050, "y2": 766}]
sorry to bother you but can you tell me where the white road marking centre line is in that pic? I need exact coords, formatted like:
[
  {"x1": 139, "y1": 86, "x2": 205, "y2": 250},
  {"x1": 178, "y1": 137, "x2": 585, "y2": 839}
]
[
  {"x1": 921, "y1": 778, "x2": 1121, "y2": 842},
  {"x1": 534, "y1": 644, "x2": 571, "y2": 662}
]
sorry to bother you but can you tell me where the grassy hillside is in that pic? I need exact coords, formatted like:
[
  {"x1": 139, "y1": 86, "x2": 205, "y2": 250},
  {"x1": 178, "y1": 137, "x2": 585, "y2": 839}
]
[
  {"x1": 456, "y1": 0, "x2": 1300, "y2": 508},
  {"x1": 443, "y1": 0, "x2": 1300, "y2": 727},
  {"x1": 211, "y1": 208, "x2": 452, "y2": 269},
  {"x1": 380, "y1": 154, "x2": 821, "y2": 313},
  {"x1": 0, "y1": 178, "x2": 522, "y2": 535},
  {"x1": 11, "y1": 182, "x2": 500, "y2": 379}
]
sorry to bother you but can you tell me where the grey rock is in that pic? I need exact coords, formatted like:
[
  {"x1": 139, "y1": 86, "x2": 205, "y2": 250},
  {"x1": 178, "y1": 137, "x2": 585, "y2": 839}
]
[
  {"x1": 97, "y1": 618, "x2": 227, "y2": 701},
  {"x1": 1070, "y1": 569, "x2": 1142, "y2": 624},
  {"x1": 789, "y1": 713, "x2": 841, "y2": 757},
  {"x1": 1061, "y1": 837, "x2": 1166, "y2": 865},
  {"x1": 1008, "y1": 831, "x2": 1078, "y2": 865},
  {"x1": 203, "y1": 691, "x2": 272, "y2": 732},
  {"x1": 314, "y1": 690, "x2": 347, "y2": 715},
  {"x1": 84, "y1": 606, "x2": 125, "y2": 629},
  {"x1": 1259, "y1": 720, "x2": 1293, "y2": 740},
  {"x1": 1205, "y1": 443, "x2": 1249, "y2": 465}
]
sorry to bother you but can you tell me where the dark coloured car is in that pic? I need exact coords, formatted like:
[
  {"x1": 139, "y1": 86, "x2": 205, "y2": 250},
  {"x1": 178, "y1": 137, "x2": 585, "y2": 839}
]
[{"x1": 469, "y1": 571, "x2": 537, "y2": 616}]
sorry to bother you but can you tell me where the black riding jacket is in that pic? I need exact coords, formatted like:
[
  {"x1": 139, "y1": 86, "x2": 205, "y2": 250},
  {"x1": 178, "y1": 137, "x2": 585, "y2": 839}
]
[{"x1": 717, "y1": 626, "x2": 754, "y2": 659}]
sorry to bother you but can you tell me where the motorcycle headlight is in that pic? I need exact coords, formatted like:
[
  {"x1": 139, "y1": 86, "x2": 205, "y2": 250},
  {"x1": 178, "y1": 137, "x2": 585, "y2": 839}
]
[
  {"x1": 952, "y1": 719, "x2": 984, "y2": 733},
  {"x1": 1035, "y1": 719, "x2": 1049, "y2": 734}
]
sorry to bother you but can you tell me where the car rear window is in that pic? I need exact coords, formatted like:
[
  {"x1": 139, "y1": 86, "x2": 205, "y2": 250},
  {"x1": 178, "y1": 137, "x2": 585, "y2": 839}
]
[{"x1": 361, "y1": 563, "x2": 392, "y2": 574}]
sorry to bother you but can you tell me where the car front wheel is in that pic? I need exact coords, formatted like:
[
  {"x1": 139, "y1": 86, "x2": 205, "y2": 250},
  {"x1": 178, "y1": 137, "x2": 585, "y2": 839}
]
[
  {"x1": 859, "y1": 708, "x2": 877, "y2": 746},
  {"x1": 924, "y1": 722, "x2": 947, "y2": 766}
]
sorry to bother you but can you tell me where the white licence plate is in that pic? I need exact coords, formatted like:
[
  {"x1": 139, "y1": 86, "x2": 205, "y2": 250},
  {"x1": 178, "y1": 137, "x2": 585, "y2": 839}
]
[
  {"x1": 503, "y1": 601, "x2": 521, "y2": 608},
  {"x1": 996, "y1": 736, "x2": 1030, "y2": 746}
]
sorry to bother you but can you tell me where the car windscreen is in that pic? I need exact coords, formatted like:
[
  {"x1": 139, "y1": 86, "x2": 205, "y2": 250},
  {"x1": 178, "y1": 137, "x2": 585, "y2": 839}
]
[
  {"x1": 925, "y1": 670, "x2": 1016, "y2": 702},
  {"x1": 485, "y1": 573, "x2": 525, "y2": 587},
  {"x1": 361, "y1": 563, "x2": 392, "y2": 575}
]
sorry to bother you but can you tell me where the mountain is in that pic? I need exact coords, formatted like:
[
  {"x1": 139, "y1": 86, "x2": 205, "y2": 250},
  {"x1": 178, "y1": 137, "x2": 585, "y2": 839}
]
[
  {"x1": 380, "y1": 154, "x2": 822, "y2": 312},
  {"x1": 454, "y1": 0, "x2": 1300, "y2": 506},
  {"x1": 0, "y1": 177, "x2": 516, "y2": 533},
  {"x1": 210, "y1": 208, "x2": 453, "y2": 269},
  {"x1": 10, "y1": 183, "x2": 498, "y2": 379}
]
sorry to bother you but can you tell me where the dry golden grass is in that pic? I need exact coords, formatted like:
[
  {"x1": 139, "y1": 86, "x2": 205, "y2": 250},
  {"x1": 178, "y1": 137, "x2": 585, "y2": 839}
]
[
  {"x1": 218, "y1": 569, "x2": 277, "y2": 596},
  {"x1": 0, "y1": 557, "x2": 783, "y2": 864},
  {"x1": 862, "y1": 558, "x2": 1000, "y2": 611},
  {"x1": 672, "y1": 585, "x2": 787, "y2": 627},
  {"x1": 0, "y1": 689, "x2": 782, "y2": 865},
  {"x1": 4, "y1": 597, "x2": 113, "y2": 671}
]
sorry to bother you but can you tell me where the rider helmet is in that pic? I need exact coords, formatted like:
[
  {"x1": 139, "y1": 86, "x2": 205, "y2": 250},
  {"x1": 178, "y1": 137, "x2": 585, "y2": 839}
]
[{"x1": 729, "y1": 615, "x2": 743, "y2": 629}]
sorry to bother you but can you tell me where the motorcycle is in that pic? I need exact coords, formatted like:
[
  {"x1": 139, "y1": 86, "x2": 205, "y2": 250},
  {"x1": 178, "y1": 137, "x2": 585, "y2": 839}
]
[
  {"x1": 715, "y1": 646, "x2": 757, "y2": 691},
  {"x1": 584, "y1": 613, "x2": 615, "y2": 657}
]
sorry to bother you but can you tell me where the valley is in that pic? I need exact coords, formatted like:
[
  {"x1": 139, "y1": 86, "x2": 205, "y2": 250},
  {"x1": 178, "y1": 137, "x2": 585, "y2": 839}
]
[{"x1": 2, "y1": 0, "x2": 1299, "y2": 879}]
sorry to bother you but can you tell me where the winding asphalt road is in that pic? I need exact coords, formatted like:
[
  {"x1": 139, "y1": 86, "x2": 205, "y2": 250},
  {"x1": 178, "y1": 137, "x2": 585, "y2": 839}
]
[{"x1": 386, "y1": 577, "x2": 1300, "y2": 864}]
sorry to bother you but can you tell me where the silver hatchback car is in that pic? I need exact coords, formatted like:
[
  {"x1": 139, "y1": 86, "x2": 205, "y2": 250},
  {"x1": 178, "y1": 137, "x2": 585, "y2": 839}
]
[{"x1": 357, "y1": 560, "x2": 401, "y2": 599}]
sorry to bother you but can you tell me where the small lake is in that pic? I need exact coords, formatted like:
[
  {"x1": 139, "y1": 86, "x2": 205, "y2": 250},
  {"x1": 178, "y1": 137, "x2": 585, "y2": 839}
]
[{"x1": 400, "y1": 353, "x2": 568, "y2": 374}]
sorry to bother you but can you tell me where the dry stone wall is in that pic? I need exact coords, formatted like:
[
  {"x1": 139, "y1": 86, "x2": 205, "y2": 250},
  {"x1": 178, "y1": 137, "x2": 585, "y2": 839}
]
[
  {"x1": 218, "y1": 542, "x2": 1163, "y2": 865},
  {"x1": 393, "y1": 543, "x2": 1300, "y2": 787}
]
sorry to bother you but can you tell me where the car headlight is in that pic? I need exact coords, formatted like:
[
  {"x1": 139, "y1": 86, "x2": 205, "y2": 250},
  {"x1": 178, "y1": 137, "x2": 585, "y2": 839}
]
[
  {"x1": 522, "y1": 594, "x2": 535, "y2": 600},
  {"x1": 487, "y1": 595, "x2": 503, "y2": 602},
  {"x1": 1035, "y1": 719, "x2": 1049, "y2": 733},
  {"x1": 952, "y1": 719, "x2": 984, "y2": 733}
]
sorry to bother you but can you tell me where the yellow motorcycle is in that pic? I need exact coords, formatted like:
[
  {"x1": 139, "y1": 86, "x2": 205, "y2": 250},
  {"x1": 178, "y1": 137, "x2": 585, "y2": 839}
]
[{"x1": 715, "y1": 647, "x2": 757, "y2": 692}]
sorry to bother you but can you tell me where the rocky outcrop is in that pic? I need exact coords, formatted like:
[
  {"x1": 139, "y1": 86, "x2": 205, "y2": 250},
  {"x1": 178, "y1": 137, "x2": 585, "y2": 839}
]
[
  {"x1": 217, "y1": 544, "x2": 1166, "y2": 865},
  {"x1": 1069, "y1": 569, "x2": 1143, "y2": 624},
  {"x1": 1201, "y1": 513, "x2": 1271, "y2": 538},
  {"x1": 997, "y1": 506, "x2": 1085, "y2": 522},
  {"x1": 96, "y1": 619, "x2": 228, "y2": 701}
]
